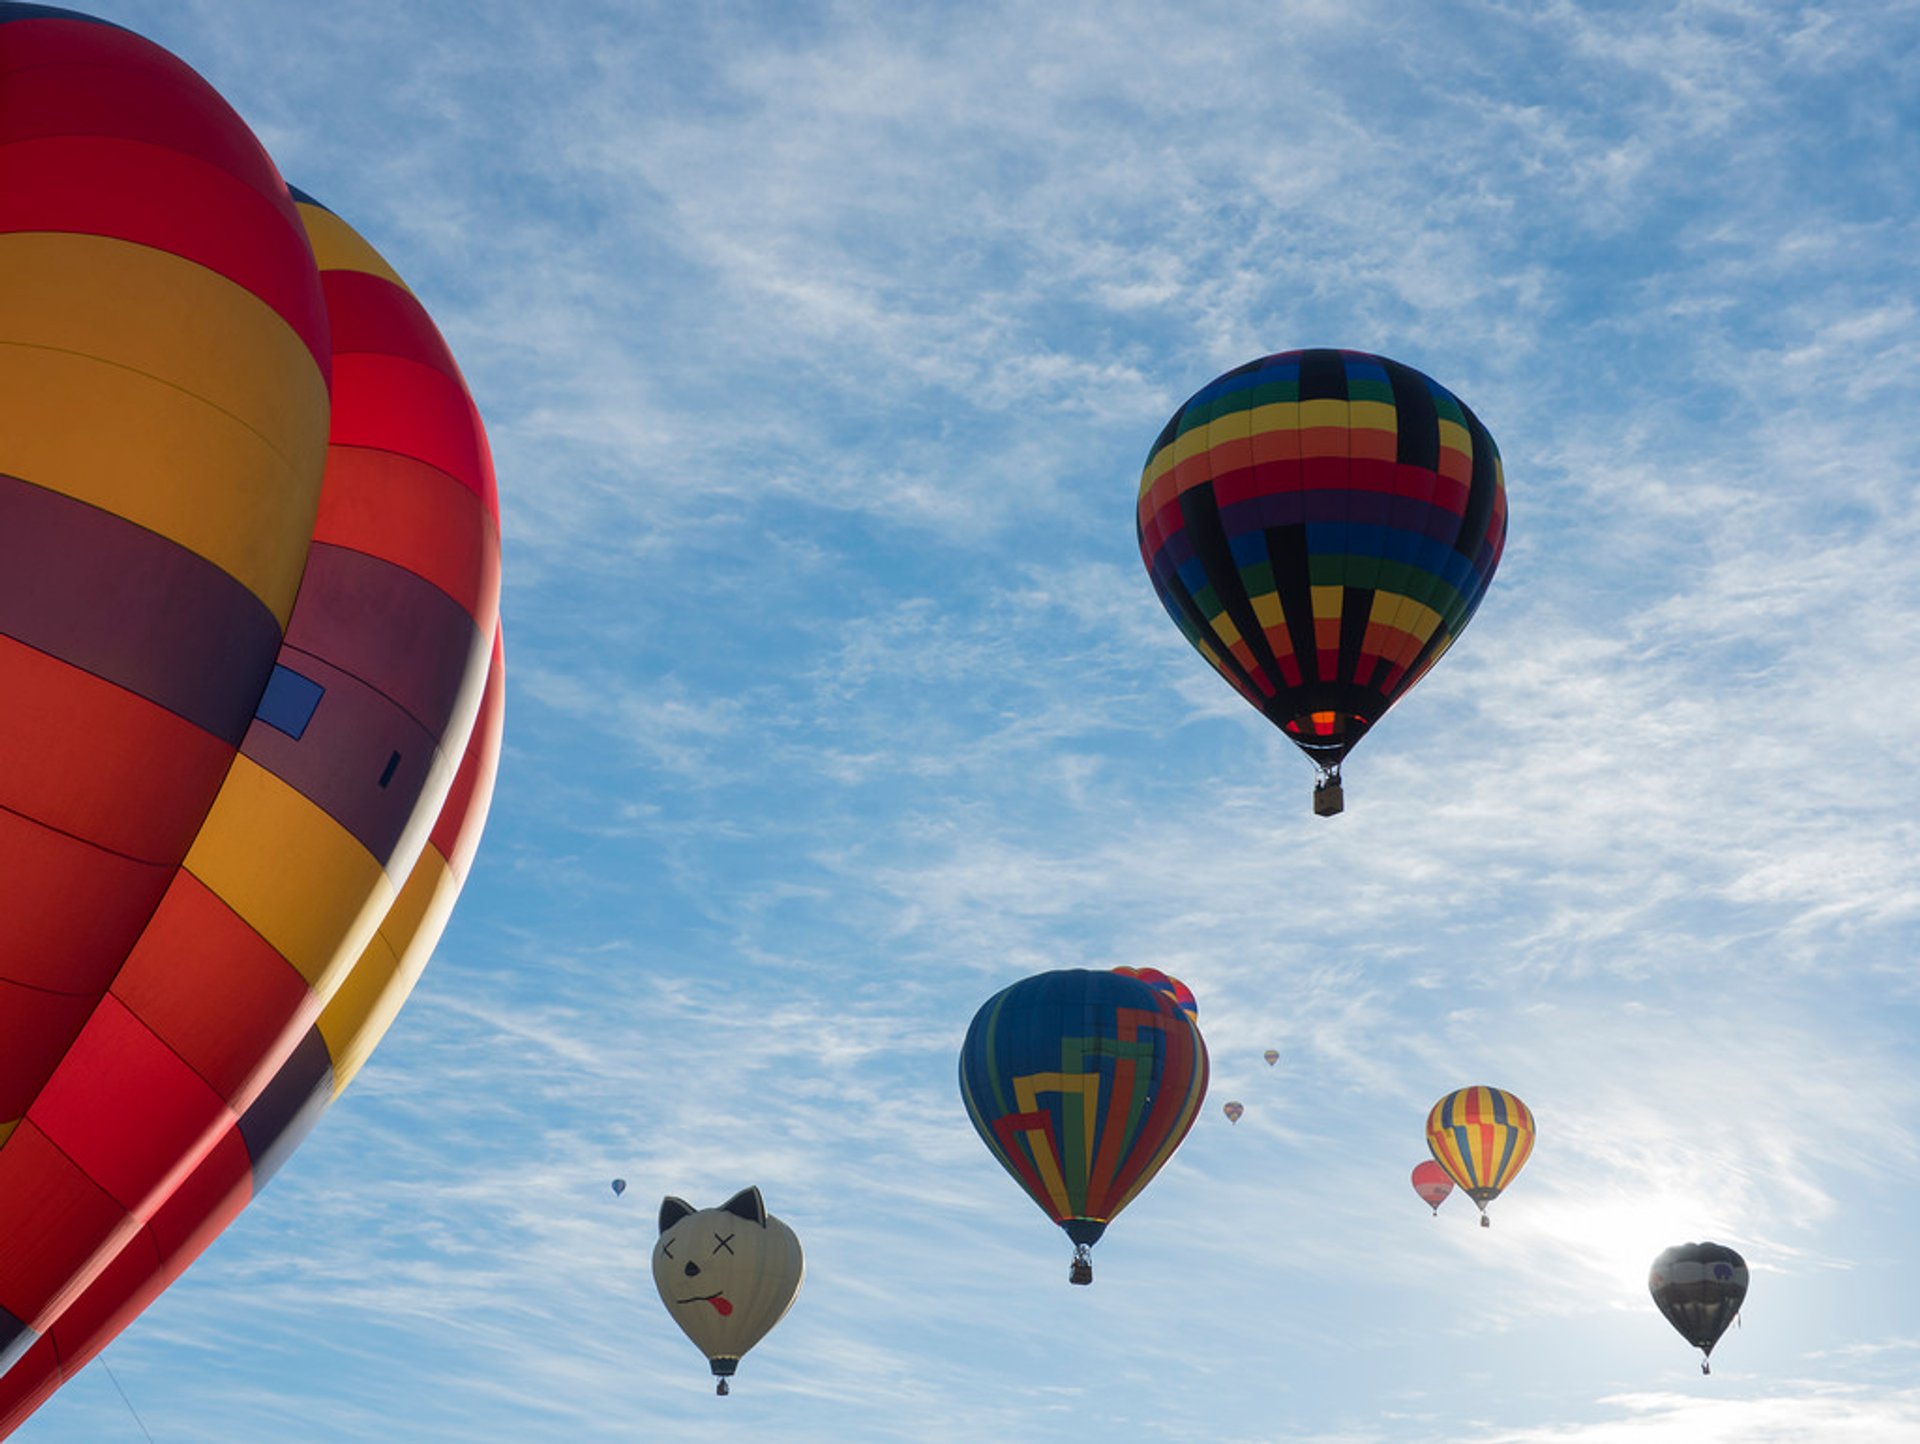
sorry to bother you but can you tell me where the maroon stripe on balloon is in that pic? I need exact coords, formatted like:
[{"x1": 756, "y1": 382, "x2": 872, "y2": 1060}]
[
  {"x1": 0, "y1": 475, "x2": 284, "y2": 746},
  {"x1": 241, "y1": 650, "x2": 446, "y2": 869},
  {"x1": 281, "y1": 542, "x2": 487, "y2": 746}
]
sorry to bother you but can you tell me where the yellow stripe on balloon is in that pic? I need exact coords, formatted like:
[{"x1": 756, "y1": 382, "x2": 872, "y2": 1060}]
[
  {"x1": 184, "y1": 755, "x2": 393, "y2": 993},
  {"x1": 1016, "y1": 1071, "x2": 1100, "y2": 1216},
  {"x1": 317, "y1": 845, "x2": 460, "y2": 1095},
  {"x1": 294, "y1": 202, "x2": 413, "y2": 292}
]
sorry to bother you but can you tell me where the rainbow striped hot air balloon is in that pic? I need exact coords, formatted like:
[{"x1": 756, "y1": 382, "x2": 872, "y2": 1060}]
[
  {"x1": 1425, "y1": 1086, "x2": 1534, "y2": 1227},
  {"x1": 959, "y1": 969, "x2": 1208, "y2": 1284},
  {"x1": 0, "y1": 7, "x2": 502, "y2": 1431},
  {"x1": 1136, "y1": 349, "x2": 1507, "y2": 815}
]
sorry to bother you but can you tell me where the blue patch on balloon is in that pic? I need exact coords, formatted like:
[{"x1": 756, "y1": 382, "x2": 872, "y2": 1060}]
[{"x1": 256, "y1": 665, "x2": 324, "y2": 740}]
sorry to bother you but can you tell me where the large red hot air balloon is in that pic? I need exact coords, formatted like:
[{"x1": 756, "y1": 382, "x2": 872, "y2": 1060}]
[
  {"x1": 1137, "y1": 349, "x2": 1507, "y2": 814},
  {"x1": 0, "y1": 7, "x2": 502, "y2": 1432}
]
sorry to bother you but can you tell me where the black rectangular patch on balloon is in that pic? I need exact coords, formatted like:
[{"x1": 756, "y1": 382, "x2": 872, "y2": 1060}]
[{"x1": 377, "y1": 751, "x2": 401, "y2": 788}]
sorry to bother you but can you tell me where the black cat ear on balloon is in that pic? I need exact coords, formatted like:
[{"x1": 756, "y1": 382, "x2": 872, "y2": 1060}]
[
  {"x1": 659, "y1": 1196, "x2": 696, "y2": 1234},
  {"x1": 720, "y1": 1187, "x2": 768, "y2": 1226}
]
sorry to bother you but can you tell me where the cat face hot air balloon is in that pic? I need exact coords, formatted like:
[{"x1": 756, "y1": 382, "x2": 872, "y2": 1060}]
[
  {"x1": 959, "y1": 968, "x2": 1209, "y2": 1284},
  {"x1": 1137, "y1": 349, "x2": 1506, "y2": 814},
  {"x1": 0, "y1": 7, "x2": 502, "y2": 1431},
  {"x1": 653, "y1": 1188, "x2": 804, "y2": 1395},
  {"x1": 1410, "y1": 1160, "x2": 1453, "y2": 1215},
  {"x1": 1425, "y1": 1087, "x2": 1534, "y2": 1227},
  {"x1": 1649, "y1": 1242, "x2": 1748, "y2": 1374}
]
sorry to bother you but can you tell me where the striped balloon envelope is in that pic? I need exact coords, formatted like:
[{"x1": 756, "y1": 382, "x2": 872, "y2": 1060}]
[
  {"x1": 1136, "y1": 349, "x2": 1506, "y2": 813},
  {"x1": 1425, "y1": 1086, "x2": 1535, "y2": 1227},
  {"x1": 959, "y1": 969, "x2": 1208, "y2": 1284},
  {"x1": 0, "y1": 6, "x2": 501, "y2": 1431}
]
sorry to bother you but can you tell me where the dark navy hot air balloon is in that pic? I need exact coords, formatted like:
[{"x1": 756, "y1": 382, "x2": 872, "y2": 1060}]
[
  {"x1": 959, "y1": 969, "x2": 1208, "y2": 1285},
  {"x1": 1650, "y1": 1242, "x2": 1748, "y2": 1374}
]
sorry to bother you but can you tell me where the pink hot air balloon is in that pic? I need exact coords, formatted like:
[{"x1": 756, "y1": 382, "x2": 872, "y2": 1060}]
[{"x1": 1411, "y1": 1160, "x2": 1453, "y2": 1215}]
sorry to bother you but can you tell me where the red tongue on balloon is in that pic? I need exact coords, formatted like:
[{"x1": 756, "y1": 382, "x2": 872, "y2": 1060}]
[{"x1": 708, "y1": 1296, "x2": 733, "y2": 1317}]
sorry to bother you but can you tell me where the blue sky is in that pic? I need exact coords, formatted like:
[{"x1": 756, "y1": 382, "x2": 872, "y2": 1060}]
[{"x1": 24, "y1": 2, "x2": 1920, "y2": 1440}]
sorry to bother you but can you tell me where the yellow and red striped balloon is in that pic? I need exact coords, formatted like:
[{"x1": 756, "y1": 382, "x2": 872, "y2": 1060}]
[
  {"x1": 0, "y1": 6, "x2": 501, "y2": 1431},
  {"x1": 1424, "y1": 1086, "x2": 1534, "y2": 1227}
]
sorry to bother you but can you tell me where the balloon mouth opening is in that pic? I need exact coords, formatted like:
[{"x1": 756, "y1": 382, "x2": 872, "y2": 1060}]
[
  {"x1": 1062, "y1": 1219, "x2": 1107, "y2": 1248},
  {"x1": 1283, "y1": 711, "x2": 1369, "y2": 754}
]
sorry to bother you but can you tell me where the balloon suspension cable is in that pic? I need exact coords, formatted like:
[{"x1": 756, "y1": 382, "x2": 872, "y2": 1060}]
[
  {"x1": 101, "y1": 1361, "x2": 155, "y2": 1444},
  {"x1": 1069, "y1": 1243, "x2": 1094, "y2": 1286},
  {"x1": 1312, "y1": 763, "x2": 1344, "y2": 818}
]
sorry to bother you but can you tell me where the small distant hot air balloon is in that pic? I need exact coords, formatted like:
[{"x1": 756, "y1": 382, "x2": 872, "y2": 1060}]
[
  {"x1": 1649, "y1": 1242, "x2": 1748, "y2": 1374},
  {"x1": 1223, "y1": 1101, "x2": 1243, "y2": 1124},
  {"x1": 1425, "y1": 1086, "x2": 1534, "y2": 1227},
  {"x1": 653, "y1": 1188, "x2": 804, "y2": 1395},
  {"x1": 959, "y1": 968, "x2": 1209, "y2": 1284},
  {"x1": 1410, "y1": 1160, "x2": 1453, "y2": 1215},
  {"x1": 1263, "y1": 1049, "x2": 1280, "y2": 1067},
  {"x1": 1137, "y1": 349, "x2": 1507, "y2": 815},
  {"x1": 611, "y1": 1178, "x2": 627, "y2": 1197}
]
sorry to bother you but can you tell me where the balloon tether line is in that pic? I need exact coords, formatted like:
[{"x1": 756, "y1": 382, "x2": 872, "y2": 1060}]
[{"x1": 101, "y1": 1360, "x2": 155, "y2": 1443}]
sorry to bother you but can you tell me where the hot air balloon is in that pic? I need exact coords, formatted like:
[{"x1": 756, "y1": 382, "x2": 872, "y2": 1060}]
[
  {"x1": 653, "y1": 1188, "x2": 804, "y2": 1395},
  {"x1": 1263, "y1": 1050, "x2": 1279, "y2": 1066},
  {"x1": 1137, "y1": 349, "x2": 1507, "y2": 815},
  {"x1": 1223, "y1": 1101, "x2": 1243, "y2": 1124},
  {"x1": 1410, "y1": 1160, "x2": 1453, "y2": 1215},
  {"x1": 1649, "y1": 1242, "x2": 1748, "y2": 1374},
  {"x1": 612, "y1": 1179, "x2": 628, "y2": 1198},
  {"x1": 1111, "y1": 966, "x2": 1198, "y2": 1020},
  {"x1": 1425, "y1": 1087, "x2": 1534, "y2": 1227},
  {"x1": 959, "y1": 968, "x2": 1209, "y2": 1284},
  {"x1": 0, "y1": 9, "x2": 502, "y2": 1432}
]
